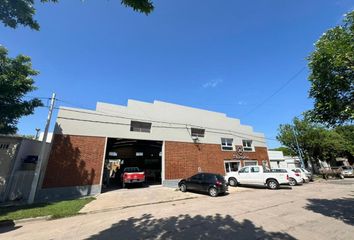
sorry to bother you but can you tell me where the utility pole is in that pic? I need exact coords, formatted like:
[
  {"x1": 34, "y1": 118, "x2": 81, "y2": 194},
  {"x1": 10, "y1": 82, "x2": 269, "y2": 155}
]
[
  {"x1": 292, "y1": 126, "x2": 305, "y2": 169},
  {"x1": 28, "y1": 93, "x2": 56, "y2": 204},
  {"x1": 35, "y1": 128, "x2": 41, "y2": 140}
]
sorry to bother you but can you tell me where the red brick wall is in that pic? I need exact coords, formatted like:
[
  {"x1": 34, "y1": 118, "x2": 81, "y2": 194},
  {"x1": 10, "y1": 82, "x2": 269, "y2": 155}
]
[
  {"x1": 42, "y1": 134, "x2": 106, "y2": 188},
  {"x1": 165, "y1": 141, "x2": 269, "y2": 179}
]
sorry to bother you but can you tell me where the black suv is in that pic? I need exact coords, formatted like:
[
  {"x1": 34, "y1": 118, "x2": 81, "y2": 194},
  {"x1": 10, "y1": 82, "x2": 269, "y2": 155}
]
[{"x1": 178, "y1": 173, "x2": 228, "y2": 197}]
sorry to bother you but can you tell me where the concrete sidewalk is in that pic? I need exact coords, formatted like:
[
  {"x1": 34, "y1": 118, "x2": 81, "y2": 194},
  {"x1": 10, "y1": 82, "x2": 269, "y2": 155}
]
[
  {"x1": 80, "y1": 185, "x2": 249, "y2": 214},
  {"x1": 80, "y1": 186, "x2": 200, "y2": 213}
]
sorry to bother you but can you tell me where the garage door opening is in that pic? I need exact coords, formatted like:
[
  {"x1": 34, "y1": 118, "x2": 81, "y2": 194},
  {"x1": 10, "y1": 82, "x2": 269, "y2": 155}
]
[{"x1": 101, "y1": 138, "x2": 162, "y2": 192}]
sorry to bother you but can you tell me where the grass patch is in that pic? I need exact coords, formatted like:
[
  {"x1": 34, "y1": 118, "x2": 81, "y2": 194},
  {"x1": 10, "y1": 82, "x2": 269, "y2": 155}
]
[{"x1": 0, "y1": 197, "x2": 94, "y2": 221}]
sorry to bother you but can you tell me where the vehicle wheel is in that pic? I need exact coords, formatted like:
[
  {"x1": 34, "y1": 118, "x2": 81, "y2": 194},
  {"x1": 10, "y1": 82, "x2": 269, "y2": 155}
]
[
  {"x1": 267, "y1": 179, "x2": 279, "y2": 190},
  {"x1": 180, "y1": 183, "x2": 187, "y2": 192},
  {"x1": 228, "y1": 178, "x2": 238, "y2": 187},
  {"x1": 288, "y1": 178, "x2": 297, "y2": 186},
  {"x1": 339, "y1": 174, "x2": 344, "y2": 179},
  {"x1": 208, "y1": 187, "x2": 218, "y2": 197}
]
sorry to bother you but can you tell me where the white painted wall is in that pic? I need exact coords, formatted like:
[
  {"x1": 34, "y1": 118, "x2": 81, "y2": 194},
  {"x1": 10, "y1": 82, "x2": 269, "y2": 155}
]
[
  {"x1": 0, "y1": 137, "x2": 20, "y2": 201},
  {"x1": 0, "y1": 137, "x2": 51, "y2": 202},
  {"x1": 267, "y1": 151, "x2": 285, "y2": 161},
  {"x1": 54, "y1": 99, "x2": 267, "y2": 147}
]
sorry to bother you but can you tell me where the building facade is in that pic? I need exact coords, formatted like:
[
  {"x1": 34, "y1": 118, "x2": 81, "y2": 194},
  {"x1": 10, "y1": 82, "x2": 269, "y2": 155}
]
[{"x1": 38, "y1": 100, "x2": 270, "y2": 201}]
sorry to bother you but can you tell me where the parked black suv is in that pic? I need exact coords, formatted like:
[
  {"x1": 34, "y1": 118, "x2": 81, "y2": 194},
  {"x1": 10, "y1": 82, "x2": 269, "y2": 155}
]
[{"x1": 178, "y1": 173, "x2": 228, "y2": 197}]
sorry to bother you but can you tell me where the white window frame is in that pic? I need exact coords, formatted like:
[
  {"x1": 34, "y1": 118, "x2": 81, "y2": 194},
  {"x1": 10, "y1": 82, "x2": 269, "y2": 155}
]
[
  {"x1": 243, "y1": 160, "x2": 258, "y2": 166},
  {"x1": 242, "y1": 140, "x2": 254, "y2": 152},
  {"x1": 221, "y1": 138, "x2": 234, "y2": 151},
  {"x1": 224, "y1": 160, "x2": 241, "y2": 173}
]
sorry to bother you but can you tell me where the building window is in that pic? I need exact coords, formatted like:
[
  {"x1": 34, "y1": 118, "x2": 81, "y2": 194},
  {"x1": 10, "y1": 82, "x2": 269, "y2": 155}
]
[
  {"x1": 0, "y1": 143, "x2": 9, "y2": 150},
  {"x1": 242, "y1": 140, "x2": 253, "y2": 151},
  {"x1": 191, "y1": 128, "x2": 205, "y2": 138},
  {"x1": 224, "y1": 161, "x2": 240, "y2": 173},
  {"x1": 130, "y1": 121, "x2": 152, "y2": 133},
  {"x1": 221, "y1": 138, "x2": 233, "y2": 151}
]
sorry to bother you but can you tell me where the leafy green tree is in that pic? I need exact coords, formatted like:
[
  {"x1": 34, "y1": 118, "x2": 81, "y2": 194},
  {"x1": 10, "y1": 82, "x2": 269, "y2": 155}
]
[
  {"x1": 0, "y1": 0, "x2": 154, "y2": 30},
  {"x1": 277, "y1": 118, "x2": 350, "y2": 168},
  {"x1": 0, "y1": 46, "x2": 43, "y2": 134},
  {"x1": 307, "y1": 11, "x2": 354, "y2": 126},
  {"x1": 335, "y1": 125, "x2": 354, "y2": 163}
]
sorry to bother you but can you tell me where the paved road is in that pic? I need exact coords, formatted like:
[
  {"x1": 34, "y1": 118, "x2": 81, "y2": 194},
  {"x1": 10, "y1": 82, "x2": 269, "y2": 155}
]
[{"x1": 1, "y1": 179, "x2": 354, "y2": 239}]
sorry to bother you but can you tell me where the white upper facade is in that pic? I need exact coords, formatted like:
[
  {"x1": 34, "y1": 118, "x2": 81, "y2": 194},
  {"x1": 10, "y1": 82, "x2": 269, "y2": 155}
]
[
  {"x1": 54, "y1": 99, "x2": 267, "y2": 148},
  {"x1": 268, "y1": 150, "x2": 285, "y2": 161}
]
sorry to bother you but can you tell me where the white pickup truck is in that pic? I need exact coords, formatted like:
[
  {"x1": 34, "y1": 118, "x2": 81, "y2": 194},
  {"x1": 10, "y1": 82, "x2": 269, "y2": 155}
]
[{"x1": 225, "y1": 165, "x2": 289, "y2": 189}]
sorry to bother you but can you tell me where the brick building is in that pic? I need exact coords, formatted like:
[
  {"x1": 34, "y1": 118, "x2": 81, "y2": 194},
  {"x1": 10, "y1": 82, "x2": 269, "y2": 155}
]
[{"x1": 37, "y1": 100, "x2": 269, "y2": 201}]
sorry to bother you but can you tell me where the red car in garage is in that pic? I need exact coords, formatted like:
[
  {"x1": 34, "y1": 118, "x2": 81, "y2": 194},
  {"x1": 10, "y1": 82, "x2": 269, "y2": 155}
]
[{"x1": 121, "y1": 167, "x2": 145, "y2": 188}]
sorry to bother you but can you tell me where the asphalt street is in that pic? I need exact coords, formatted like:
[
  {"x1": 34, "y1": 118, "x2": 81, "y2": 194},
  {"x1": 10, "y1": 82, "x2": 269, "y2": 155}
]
[{"x1": 1, "y1": 178, "x2": 354, "y2": 239}]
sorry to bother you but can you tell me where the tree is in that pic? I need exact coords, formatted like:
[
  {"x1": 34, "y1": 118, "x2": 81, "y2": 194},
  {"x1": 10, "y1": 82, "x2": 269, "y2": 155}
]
[
  {"x1": 335, "y1": 125, "x2": 354, "y2": 164},
  {"x1": 0, "y1": 0, "x2": 154, "y2": 30},
  {"x1": 307, "y1": 11, "x2": 354, "y2": 126},
  {"x1": 276, "y1": 117, "x2": 350, "y2": 169},
  {"x1": 0, "y1": 46, "x2": 43, "y2": 134}
]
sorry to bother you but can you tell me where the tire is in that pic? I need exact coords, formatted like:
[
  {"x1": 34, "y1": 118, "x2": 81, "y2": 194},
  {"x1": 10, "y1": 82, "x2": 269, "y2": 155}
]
[
  {"x1": 267, "y1": 179, "x2": 279, "y2": 190},
  {"x1": 180, "y1": 183, "x2": 187, "y2": 192},
  {"x1": 228, "y1": 178, "x2": 238, "y2": 187},
  {"x1": 208, "y1": 187, "x2": 218, "y2": 197},
  {"x1": 288, "y1": 178, "x2": 297, "y2": 186}
]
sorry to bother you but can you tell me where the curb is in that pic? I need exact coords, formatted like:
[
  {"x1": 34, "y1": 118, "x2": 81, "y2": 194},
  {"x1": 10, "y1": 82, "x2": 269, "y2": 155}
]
[
  {"x1": 15, "y1": 215, "x2": 52, "y2": 224},
  {"x1": 0, "y1": 216, "x2": 51, "y2": 228}
]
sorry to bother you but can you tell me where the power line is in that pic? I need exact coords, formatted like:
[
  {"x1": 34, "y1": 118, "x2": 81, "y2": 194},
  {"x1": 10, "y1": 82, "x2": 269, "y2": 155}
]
[{"x1": 243, "y1": 66, "x2": 307, "y2": 116}]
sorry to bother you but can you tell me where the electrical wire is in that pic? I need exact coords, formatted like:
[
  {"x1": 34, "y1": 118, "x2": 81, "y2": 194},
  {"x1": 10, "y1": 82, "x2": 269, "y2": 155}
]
[{"x1": 242, "y1": 66, "x2": 307, "y2": 116}]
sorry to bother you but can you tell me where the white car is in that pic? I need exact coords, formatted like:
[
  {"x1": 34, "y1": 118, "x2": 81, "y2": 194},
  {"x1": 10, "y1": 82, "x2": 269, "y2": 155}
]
[
  {"x1": 291, "y1": 168, "x2": 309, "y2": 183},
  {"x1": 225, "y1": 165, "x2": 289, "y2": 190},
  {"x1": 271, "y1": 168, "x2": 303, "y2": 186}
]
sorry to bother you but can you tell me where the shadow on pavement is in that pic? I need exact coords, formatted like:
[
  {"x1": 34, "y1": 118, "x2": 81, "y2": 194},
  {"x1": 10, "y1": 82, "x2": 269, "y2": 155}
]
[
  {"x1": 87, "y1": 214, "x2": 296, "y2": 240},
  {"x1": 0, "y1": 220, "x2": 22, "y2": 234},
  {"x1": 305, "y1": 197, "x2": 354, "y2": 226}
]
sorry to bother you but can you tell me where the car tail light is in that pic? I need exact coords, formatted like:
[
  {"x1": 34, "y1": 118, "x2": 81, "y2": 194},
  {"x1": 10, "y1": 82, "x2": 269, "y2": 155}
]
[
  {"x1": 286, "y1": 174, "x2": 289, "y2": 180},
  {"x1": 295, "y1": 173, "x2": 300, "y2": 177},
  {"x1": 216, "y1": 180, "x2": 222, "y2": 186}
]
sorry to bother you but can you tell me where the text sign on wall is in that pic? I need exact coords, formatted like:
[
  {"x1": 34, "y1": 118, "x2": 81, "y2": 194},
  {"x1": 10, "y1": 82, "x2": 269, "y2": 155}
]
[{"x1": 233, "y1": 146, "x2": 249, "y2": 160}]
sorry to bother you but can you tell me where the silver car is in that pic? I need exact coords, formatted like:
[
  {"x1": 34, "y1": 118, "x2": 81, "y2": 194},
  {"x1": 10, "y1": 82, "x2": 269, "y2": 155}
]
[{"x1": 341, "y1": 166, "x2": 354, "y2": 177}]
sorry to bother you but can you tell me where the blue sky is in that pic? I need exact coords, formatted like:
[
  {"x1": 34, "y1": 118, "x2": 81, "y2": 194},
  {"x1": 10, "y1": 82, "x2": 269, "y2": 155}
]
[{"x1": 1, "y1": 0, "x2": 353, "y2": 148}]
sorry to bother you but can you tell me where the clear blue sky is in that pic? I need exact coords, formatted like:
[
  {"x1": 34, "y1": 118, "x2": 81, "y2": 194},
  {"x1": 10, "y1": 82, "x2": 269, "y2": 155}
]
[{"x1": 1, "y1": 0, "x2": 353, "y2": 148}]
